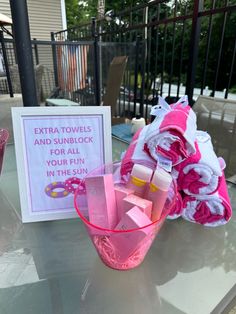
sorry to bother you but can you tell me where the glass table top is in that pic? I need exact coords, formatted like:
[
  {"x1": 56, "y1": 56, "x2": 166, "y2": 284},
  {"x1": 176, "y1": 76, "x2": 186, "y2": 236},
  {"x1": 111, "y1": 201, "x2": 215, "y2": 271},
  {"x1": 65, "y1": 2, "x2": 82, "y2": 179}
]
[{"x1": 0, "y1": 142, "x2": 236, "y2": 314}]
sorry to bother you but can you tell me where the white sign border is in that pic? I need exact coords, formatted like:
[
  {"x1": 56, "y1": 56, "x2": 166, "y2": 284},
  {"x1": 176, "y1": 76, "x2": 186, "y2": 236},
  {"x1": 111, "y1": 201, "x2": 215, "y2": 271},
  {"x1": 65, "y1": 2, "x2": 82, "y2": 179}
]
[{"x1": 11, "y1": 106, "x2": 112, "y2": 223}]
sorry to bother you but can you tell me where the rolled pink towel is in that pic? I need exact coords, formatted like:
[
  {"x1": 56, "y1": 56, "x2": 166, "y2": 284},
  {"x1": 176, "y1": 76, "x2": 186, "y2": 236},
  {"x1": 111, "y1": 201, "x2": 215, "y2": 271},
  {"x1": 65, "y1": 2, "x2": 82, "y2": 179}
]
[
  {"x1": 182, "y1": 173, "x2": 232, "y2": 227},
  {"x1": 173, "y1": 131, "x2": 222, "y2": 195},
  {"x1": 144, "y1": 100, "x2": 197, "y2": 166},
  {"x1": 164, "y1": 179, "x2": 183, "y2": 220},
  {"x1": 167, "y1": 191, "x2": 184, "y2": 220},
  {"x1": 120, "y1": 126, "x2": 156, "y2": 177}
]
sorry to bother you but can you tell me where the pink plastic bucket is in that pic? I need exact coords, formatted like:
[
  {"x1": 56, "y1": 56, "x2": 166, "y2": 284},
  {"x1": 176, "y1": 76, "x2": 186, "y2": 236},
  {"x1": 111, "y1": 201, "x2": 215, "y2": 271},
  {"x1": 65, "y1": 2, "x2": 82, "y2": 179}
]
[
  {"x1": 74, "y1": 163, "x2": 177, "y2": 270},
  {"x1": 0, "y1": 129, "x2": 9, "y2": 176}
]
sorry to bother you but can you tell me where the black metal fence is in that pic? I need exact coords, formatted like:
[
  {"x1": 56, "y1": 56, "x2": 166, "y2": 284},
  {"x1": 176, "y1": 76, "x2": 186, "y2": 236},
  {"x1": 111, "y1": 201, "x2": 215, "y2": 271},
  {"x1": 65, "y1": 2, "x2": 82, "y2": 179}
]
[
  {"x1": 1, "y1": 0, "x2": 236, "y2": 120},
  {"x1": 52, "y1": 25, "x2": 142, "y2": 113},
  {"x1": 1, "y1": 34, "x2": 140, "y2": 113},
  {"x1": 0, "y1": 35, "x2": 55, "y2": 100},
  {"x1": 54, "y1": 0, "x2": 236, "y2": 116}
]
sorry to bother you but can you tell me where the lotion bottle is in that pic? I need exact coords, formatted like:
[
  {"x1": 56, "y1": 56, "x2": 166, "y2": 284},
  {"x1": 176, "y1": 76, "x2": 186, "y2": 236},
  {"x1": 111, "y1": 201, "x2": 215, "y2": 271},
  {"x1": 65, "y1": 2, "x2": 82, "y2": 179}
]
[
  {"x1": 131, "y1": 115, "x2": 146, "y2": 135},
  {"x1": 146, "y1": 167, "x2": 172, "y2": 221},
  {"x1": 126, "y1": 164, "x2": 153, "y2": 198}
]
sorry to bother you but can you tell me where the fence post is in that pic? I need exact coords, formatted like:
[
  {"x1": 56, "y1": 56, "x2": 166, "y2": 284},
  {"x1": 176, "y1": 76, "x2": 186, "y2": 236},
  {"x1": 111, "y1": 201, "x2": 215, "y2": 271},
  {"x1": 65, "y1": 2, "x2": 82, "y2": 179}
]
[
  {"x1": 185, "y1": 0, "x2": 203, "y2": 106},
  {"x1": 138, "y1": 6, "x2": 149, "y2": 117},
  {"x1": 0, "y1": 31, "x2": 14, "y2": 97},
  {"x1": 51, "y1": 32, "x2": 59, "y2": 87},
  {"x1": 133, "y1": 36, "x2": 140, "y2": 115},
  {"x1": 92, "y1": 17, "x2": 101, "y2": 106},
  {"x1": 33, "y1": 38, "x2": 39, "y2": 65},
  {"x1": 139, "y1": 37, "x2": 147, "y2": 117},
  {"x1": 9, "y1": 0, "x2": 38, "y2": 106}
]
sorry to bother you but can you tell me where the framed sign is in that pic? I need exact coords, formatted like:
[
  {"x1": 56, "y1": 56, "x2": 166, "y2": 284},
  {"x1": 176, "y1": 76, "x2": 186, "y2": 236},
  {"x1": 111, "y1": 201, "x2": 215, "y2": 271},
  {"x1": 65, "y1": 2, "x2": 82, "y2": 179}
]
[{"x1": 12, "y1": 106, "x2": 112, "y2": 223}]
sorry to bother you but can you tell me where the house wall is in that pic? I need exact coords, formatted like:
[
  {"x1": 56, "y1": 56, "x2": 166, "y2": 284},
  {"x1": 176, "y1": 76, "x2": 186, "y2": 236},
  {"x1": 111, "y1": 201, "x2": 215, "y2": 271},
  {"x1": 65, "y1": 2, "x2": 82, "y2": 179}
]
[
  {"x1": 1, "y1": 0, "x2": 67, "y2": 98},
  {"x1": 0, "y1": 0, "x2": 65, "y2": 40}
]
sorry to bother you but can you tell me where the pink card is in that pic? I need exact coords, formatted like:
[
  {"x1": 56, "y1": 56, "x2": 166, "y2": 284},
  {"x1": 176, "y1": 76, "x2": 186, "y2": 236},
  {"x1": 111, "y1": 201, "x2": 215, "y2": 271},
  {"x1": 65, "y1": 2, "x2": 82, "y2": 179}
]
[
  {"x1": 122, "y1": 194, "x2": 152, "y2": 219},
  {"x1": 110, "y1": 206, "x2": 153, "y2": 262},
  {"x1": 114, "y1": 184, "x2": 134, "y2": 220}
]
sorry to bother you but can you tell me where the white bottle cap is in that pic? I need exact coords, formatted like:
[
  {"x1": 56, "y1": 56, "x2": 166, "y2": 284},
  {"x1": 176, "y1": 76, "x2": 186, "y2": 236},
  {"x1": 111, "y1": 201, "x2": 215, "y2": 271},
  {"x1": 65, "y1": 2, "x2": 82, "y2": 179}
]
[
  {"x1": 131, "y1": 164, "x2": 153, "y2": 182},
  {"x1": 152, "y1": 167, "x2": 172, "y2": 191}
]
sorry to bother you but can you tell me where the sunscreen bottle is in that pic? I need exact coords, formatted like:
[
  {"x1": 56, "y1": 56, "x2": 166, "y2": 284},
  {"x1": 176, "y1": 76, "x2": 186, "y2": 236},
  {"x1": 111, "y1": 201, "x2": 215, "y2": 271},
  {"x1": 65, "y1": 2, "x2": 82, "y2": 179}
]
[
  {"x1": 126, "y1": 164, "x2": 153, "y2": 198},
  {"x1": 146, "y1": 167, "x2": 172, "y2": 221},
  {"x1": 131, "y1": 115, "x2": 146, "y2": 135}
]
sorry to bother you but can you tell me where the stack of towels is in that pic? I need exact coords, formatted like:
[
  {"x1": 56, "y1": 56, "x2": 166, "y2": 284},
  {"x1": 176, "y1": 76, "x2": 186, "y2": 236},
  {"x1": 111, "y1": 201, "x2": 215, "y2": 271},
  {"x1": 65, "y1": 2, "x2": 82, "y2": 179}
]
[{"x1": 120, "y1": 96, "x2": 232, "y2": 227}]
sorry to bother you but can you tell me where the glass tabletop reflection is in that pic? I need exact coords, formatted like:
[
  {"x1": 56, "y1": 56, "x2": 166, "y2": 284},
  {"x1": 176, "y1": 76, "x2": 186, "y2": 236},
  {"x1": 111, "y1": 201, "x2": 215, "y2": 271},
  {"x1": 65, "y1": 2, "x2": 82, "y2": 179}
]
[{"x1": 0, "y1": 142, "x2": 236, "y2": 314}]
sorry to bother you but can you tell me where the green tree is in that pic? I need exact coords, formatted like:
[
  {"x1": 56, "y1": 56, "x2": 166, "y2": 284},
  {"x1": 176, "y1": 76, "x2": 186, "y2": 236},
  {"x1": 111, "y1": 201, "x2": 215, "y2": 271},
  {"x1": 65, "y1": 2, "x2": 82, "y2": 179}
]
[
  {"x1": 180, "y1": 0, "x2": 236, "y2": 90},
  {"x1": 65, "y1": 0, "x2": 149, "y2": 29},
  {"x1": 65, "y1": 0, "x2": 236, "y2": 92},
  {"x1": 65, "y1": 0, "x2": 97, "y2": 29}
]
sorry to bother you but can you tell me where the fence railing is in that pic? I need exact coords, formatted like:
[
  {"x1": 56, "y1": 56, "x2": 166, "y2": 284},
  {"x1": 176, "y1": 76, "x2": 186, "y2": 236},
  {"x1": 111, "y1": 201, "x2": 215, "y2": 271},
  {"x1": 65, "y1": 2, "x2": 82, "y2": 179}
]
[
  {"x1": 0, "y1": 36, "x2": 55, "y2": 101},
  {"x1": 54, "y1": 0, "x2": 236, "y2": 116},
  {"x1": 1, "y1": 34, "x2": 141, "y2": 115},
  {"x1": 1, "y1": 0, "x2": 236, "y2": 121}
]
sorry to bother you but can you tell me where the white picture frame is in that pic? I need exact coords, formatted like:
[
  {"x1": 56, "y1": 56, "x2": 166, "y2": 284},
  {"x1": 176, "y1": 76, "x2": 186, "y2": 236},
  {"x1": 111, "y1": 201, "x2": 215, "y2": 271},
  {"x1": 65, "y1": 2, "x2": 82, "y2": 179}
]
[{"x1": 11, "y1": 106, "x2": 112, "y2": 223}]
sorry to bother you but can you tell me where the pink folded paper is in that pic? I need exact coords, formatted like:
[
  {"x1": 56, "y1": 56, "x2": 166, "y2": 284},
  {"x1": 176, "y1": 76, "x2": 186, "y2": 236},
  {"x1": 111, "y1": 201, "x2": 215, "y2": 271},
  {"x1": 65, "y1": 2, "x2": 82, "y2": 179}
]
[
  {"x1": 144, "y1": 98, "x2": 197, "y2": 165},
  {"x1": 120, "y1": 126, "x2": 156, "y2": 178},
  {"x1": 174, "y1": 131, "x2": 222, "y2": 195},
  {"x1": 182, "y1": 172, "x2": 232, "y2": 227}
]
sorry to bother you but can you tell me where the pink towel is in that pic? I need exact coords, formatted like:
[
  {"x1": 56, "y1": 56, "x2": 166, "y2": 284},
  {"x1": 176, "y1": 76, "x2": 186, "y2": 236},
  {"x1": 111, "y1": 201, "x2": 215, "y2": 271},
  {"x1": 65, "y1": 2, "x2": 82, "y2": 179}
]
[
  {"x1": 161, "y1": 178, "x2": 184, "y2": 220},
  {"x1": 144, "y1": 99, "x2": 197, "y2": 166},
  {"x1": 174, "y1": 131, "x2": 222, "y2": 195},
  {"x1": 120, "y1": 125, "x2": 156, "y2": 177},
  {"x1": 167, "y1": 191, "x2": 184, "y2": 220},
  {"x1": 182, "y1": 173, "x2": 232, "y2": 227}
]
